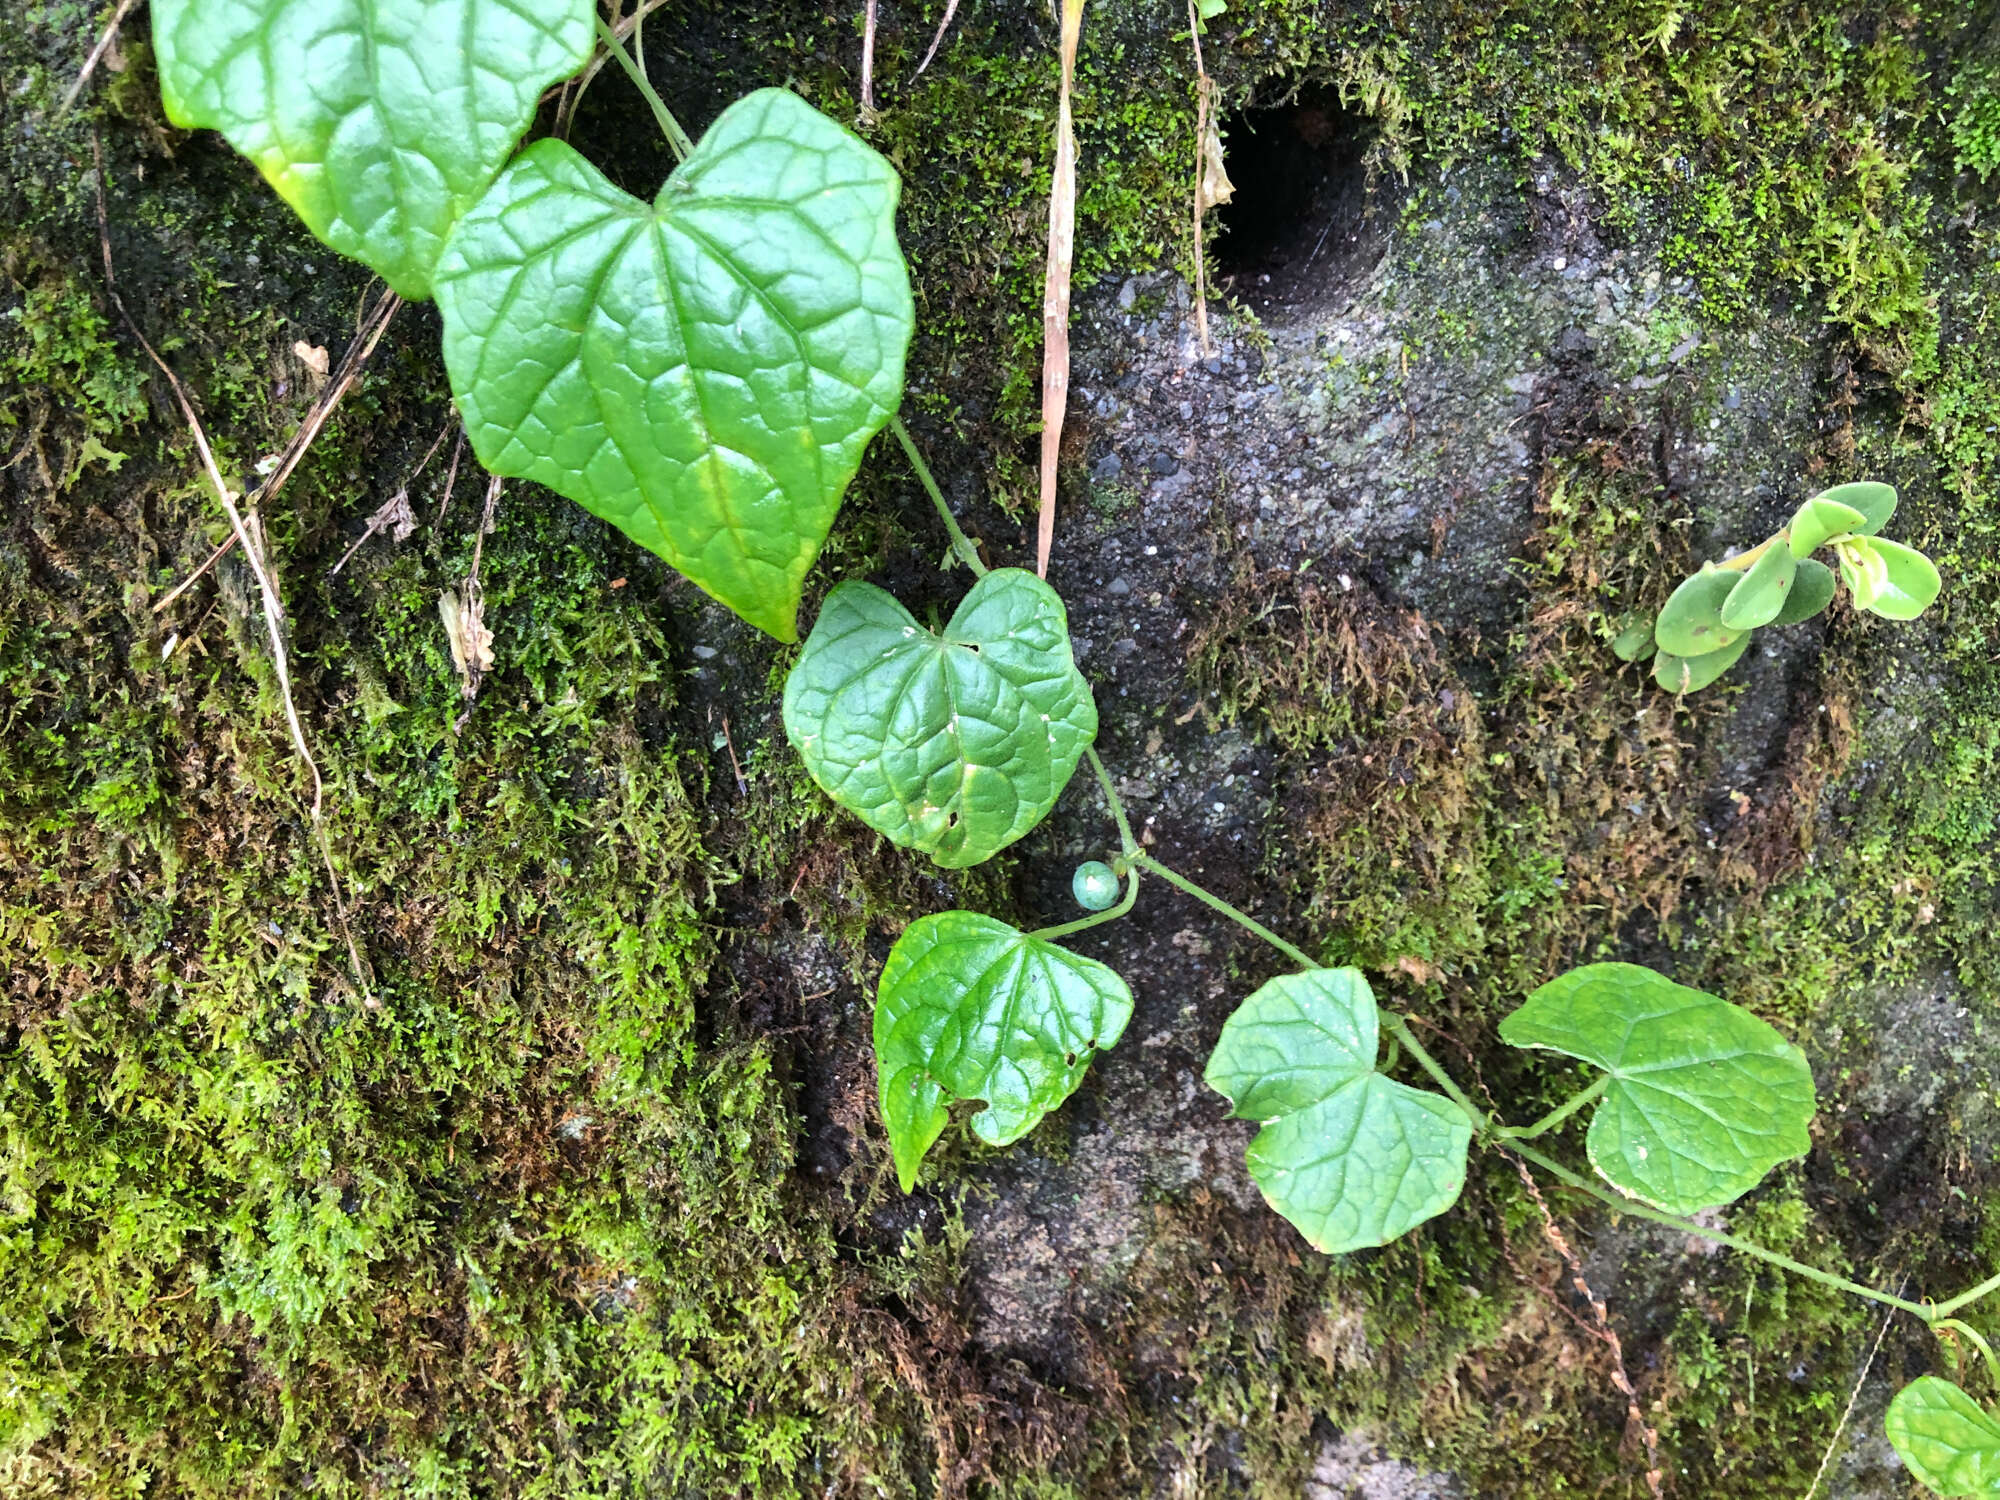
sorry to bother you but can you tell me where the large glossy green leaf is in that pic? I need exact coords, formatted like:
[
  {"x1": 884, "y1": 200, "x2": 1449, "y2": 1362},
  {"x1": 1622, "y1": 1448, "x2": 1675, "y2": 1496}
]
[
  {"x1": 1720, "y1": 545, "x2": 1797, "y2": 630},
  {"x1": 1887, "y1": 1377, "x2": 2000, "y2": 1496},
  {"x1": 153, "y1": 0, "x2": 593, "y2": 300},
  {"x1": 435, "y1": 89, "x2": 914, "y2": 641},
  {"x1": 1204, "y1": 968, "x2": 1471, "y2": 1254},
  {"x1": 1498, "y1": 963, "x2": 1814, "y2": 1213},
  {"x1": 1770, "y1": 556, "x2": 1836, "y2": 625},
  {"x1": 783, "y1": 569, "x2": 1096, "y2": 868},
  {"x1": 876, "y1": 911, "x2": 1132, "y2": 1191},
  {"x1": 1653, "y1": 569, "x2": 1741, "y2": 657},
  {"x1": 1836, "y1": 535, "x2": 1942, "y2": 621}
]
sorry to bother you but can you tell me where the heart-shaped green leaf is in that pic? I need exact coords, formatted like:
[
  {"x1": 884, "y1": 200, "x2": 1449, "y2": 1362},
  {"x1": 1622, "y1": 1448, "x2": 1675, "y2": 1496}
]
[
  {"x1": 1654, "y1": 569, "x2": 1741, "y2": 657},
  {"x1": 1652, "y1": 632, "x2": 1750, "y2": 693},
  {"x1": 1205, "y1": 968, "x2": 1471, "y2": 1254},
  {"x1": 1816, "y1": 480, "x2": 1897, "y2": 536},
  {"x1": 783, "y1": 569, "x2": 1097, "y2": 869},
  {"x1": 1788, "y1": 495, "x2": 1869, "y2": 557},
  {"x1": 1836, "y1": 535, "x2": 1941, "y2": 621},
  {"x1": 876, "y1": 911, "x2": 1132, "y2": 1191},
  {"x1": 1770, "y1": 556, "x2": 1837, "y2": 625},
  {"x1": 1720, "y1": 546, "x2": 1797, "y2": 630},
  {"x1": 1887, "y1": 1378, "x2": 2000, "y2": 1496},
  {"x1": 1498, "y1": 962, "x2": 1814, "y2": 1213},
  {"x1": 153, "y1": 0, "x2": 593, "y2": 300},
  {"x1": 435, "y1": 89, "x2": 914, "y2": 641}
]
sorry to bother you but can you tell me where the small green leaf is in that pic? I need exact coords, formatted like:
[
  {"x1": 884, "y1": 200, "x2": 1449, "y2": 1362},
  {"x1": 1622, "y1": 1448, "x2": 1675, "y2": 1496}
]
[
  {"x1": 1815, "y1": 480, "x2": 1897, "y2": 536},
  {"x1": 783, "y1": 569, "x2": 1097, "y2": 869},
  {"x1": 1770, "y1": 556, "x2": 1836, "y2": 625},
  {"x1": 1653, "y1": 569, "x2": 1741, "y2": 657},
  {"x1": 154, "y1": 0, "x2": 594, "y2": 299},
  {"x1": 876, "y1": 911, "x2": 1132, "y2": 1191},
  {"x1": 1611, "y1": 620, "x2": 1657, "y2": 663},
  {"x1": 1498, "y1": 962, "x2": 1815, "y2": 1213},
  {"x1": 1886, "y1": 1377, "x2": 2000, "y2": 1496},
  {"x1": 1787, "y1": 495, "x2": 1869, "y2": 557},
  {"x1": 435, "y1": 89, "x2": 914, "y2": 640},
  {"x1": 1720, "y1": 546, "x2": 1798, "y2": 630},
  {"x1": 1204, "y1": 969, "x2": 1471, "y2": 1254},
  {"x1": 1651, "y1": 632, "x2": 1750, "y2": 693},
  {"x1": 1836, "y1": 535, "x2": 1941, "y2": 621}
]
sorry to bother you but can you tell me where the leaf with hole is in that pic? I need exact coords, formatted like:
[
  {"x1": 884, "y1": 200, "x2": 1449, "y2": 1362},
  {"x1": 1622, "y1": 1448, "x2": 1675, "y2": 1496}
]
[
  {"x1": 1836, "y1": 535, "x2": 1941, "y2": 621},
  {"x1": 1653, "y1": 569, "x2": 1741, "y2": 657},
  {"x1": 876, "y1": 911, "x2": 1132, "y2": 1191},
  {"x1": 1498, "y1": 962, "x2": 1814, "y2": 1213},
  {"x1": 435, "y1": 89, "x2": 914, "y2": 641},
  {"x1": 1651, "y1": 632, "x2": 1749, "y2": 693},
  {"x1": 1886, "y1": 1377, "x2": 2000, "y2": 1496},
  {"x1": 1816, "y1": 480, "x2": 1897, "y2": 536},
  {"x1": 1770, "y1": 556, "x2": 1836, "y2": 625},
  {"x1": 1205, "y1": 968, "x2": 1471, "y2": 1254},
  {"x1": 1720, "y1": 546, "x2": 1797, "y2": 630},
  {"x1": 153, "y1": 0, "x2": 594, "y2": 300},
  {"x1": 783, "y1": 569, "x2": 1097, "y2": 869},
  {"x1": 1787, "y1": 494, "x2": 1869, "y2": 557}
]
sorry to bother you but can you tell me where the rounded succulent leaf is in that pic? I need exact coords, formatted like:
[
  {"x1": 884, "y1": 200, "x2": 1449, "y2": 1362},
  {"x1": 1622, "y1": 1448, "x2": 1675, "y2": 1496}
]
[
  {"x1": 1611, "y1": 620, "x2": 1657, "y2": 663},
  {"x1": 783, "y1": 569, "x2": 1097, "y2": 869},
  {"x1": 1651, "y1": 632, "x2": 1750, "y2": 693},
  {"x1": 1498, "y1": 962, "x2": 1815, "y2": 1213},
  {"x1": 1787, "y1": 495, "x2": 1869, "y2": 557},
  {"x1": 1653, "y1": 569, "x2": 1741, "y2": 657},
  {"x1": 1204, "y1": 968, "x2": 1471, "y2": 1254},
  {"x1": 1719, "y1": 546, "x2": 1797, "y2": 630},
  {"x1": 876, "y1": 911, "x2": 1132, "y2": 1191},
  {"x1": 435, "y1": 90, "x2": 914, "y2": 641},
  {"x1": 1836, "y1": 535, "x2": 1941, "y2": 621},
  {"x1": 1072, "y1": 861, "x2": 1120, "y2": 911},
  {"x1": 154, "y1": 0, "x2": 594, "y2": 299},
  {"x1": 1814, "y1": 480, "x2": 1897, "y2": 536},
  {"x1": 1886, "y1": 1377, "x2": 2000, "y2": 1497},
  {"x1": 1769, "y1": 556, "x2": 1836, "y2": 625}
]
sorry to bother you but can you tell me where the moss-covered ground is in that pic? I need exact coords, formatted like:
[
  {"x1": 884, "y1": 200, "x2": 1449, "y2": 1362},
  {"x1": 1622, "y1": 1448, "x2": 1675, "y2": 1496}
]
[{"x1": 4, "y1": 0, "x2": 1999, "y2": 1495}]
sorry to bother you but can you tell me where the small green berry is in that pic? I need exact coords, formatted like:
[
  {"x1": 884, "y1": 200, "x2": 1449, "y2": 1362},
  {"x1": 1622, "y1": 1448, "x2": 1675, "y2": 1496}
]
[{"x1": 1072, "y1": 860, "x2": 1120, "y2": 911}]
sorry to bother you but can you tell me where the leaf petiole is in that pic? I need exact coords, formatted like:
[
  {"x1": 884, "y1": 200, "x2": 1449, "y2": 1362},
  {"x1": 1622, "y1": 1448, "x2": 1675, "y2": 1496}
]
[
  {"x1": 593, "y1": 14, "x2": 695, "y2": 160},
  {"x1": 1381, "y1": 1013, "x2": 1490, "y2": 1132},
  {"x1": 1935, "y1": 1319, "x2": 2000, "y2": 1393},
  {"x1": 891, "y1": 414, "x2": 987, "y2": 577},
  {"x1": 1129, "y1": 852, "x2": 1319, "y2": 970},
  {"x1": 1495, "y1": 1075, "x2": 1610, "y2": 1140}
]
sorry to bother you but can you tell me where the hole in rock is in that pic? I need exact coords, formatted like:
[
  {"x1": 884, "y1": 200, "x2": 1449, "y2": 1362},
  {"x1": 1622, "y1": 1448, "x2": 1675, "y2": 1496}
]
[{"x1": 1213, "y1": 87, "x2": 1380, "y2": 310}]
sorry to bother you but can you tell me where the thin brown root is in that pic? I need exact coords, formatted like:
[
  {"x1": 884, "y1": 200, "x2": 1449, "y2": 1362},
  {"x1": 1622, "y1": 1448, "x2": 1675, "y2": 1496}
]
[
  {"x1": 93, "y1": 132, "x2": 372, "y2": 1000},
  {"x1": 1803, "y1": 1278, "x2": 1907, "y2": 1500},
  {"x1": 436, "y1": 432, "x2": 467, "y2": 524},
  {"x1": 1503, "y1": 1149, "x2": 1666, "y2": 1498},
  {"x1": 329, "y1": 418, "x2": 450, "y2": 578},
  {"x1": 914, "y1": 0, "x2": 961, "y2": 77},
  {"x1": 1036, "y1": 0, "x2": 1086, "y2": 578},
  {"x1": 57, "y1": 0, "x2": 140, "y2": 116}
]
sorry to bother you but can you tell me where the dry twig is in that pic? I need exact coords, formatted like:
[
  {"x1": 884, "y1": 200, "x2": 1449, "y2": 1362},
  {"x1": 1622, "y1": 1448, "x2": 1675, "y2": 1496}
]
[
  {"x1": 57, "y1": 0, "x2": 141, "y2": 116},
  {"x1": 1036, "y1": 0, "x2": 1086, "y2": 578},
  {"x1": 914, "y1": 0, "x2": 961, "y2": 77},
  {"x1": 92, "y1": 133, "x2": 371, "y2": 995},
  {"x1": 1186, "y1": 0, "x2": 1233, "y2": 357},
  {"x1": 859, "y1": 0, "x2": 881, "y2": 120}
]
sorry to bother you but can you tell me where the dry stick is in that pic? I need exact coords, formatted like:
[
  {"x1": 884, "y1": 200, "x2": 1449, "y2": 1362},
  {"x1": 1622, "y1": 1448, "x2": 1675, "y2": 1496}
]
[
  {"x1": 859, "y1": 0, "x2": 880, "y2": 119},
  {"x1": 153, "y1": 285, "x2": 402, "y2": 610},
  {"x1": 1035, "y1": 0, "x2": 1086, "y2": 579},
  {"x1": 436, "y1": 432, "x2": 466, "y2": 524},
  {"x1": 56, "y1": 0, "x2": 141, "y2": 116},
  {"x1": 92, "y1": 134, "x2": 371, "y2": 996},
  {"x1": 913, "y1": 0, "x2": 961, "y2": 77}
]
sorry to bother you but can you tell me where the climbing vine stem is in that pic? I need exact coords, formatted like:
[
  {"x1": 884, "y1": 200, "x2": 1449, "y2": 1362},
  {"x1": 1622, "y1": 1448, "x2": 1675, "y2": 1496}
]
[{"x1": 595, "y1": 14, "x2": 694, "y2": 160}]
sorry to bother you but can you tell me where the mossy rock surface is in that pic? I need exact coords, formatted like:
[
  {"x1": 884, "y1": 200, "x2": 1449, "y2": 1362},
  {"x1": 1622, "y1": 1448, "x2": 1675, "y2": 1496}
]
[{"x1": 4, "y1": 2, "x2": 2000, "y2": 1497}]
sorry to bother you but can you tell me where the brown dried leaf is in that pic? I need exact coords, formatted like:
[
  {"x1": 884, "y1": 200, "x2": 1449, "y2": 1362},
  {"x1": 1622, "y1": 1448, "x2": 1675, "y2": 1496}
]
[
  {"x1": 438, "y1": 581, "x2": 494, "y2": 699},
  {"x1": 1035, "y1": 0, "x2": 1086, "y2": 578}
]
